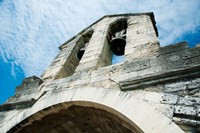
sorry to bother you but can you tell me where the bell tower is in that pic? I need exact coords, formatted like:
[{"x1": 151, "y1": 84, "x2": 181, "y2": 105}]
[
  {"x1": 41, "y1": 13, "x2": 159, "y2": 81},
  {"x1": 1, "y1": 12, "x2": 200, "y2": 133}
]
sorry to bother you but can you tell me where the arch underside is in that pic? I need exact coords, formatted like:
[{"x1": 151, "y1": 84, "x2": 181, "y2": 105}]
[{"x1": 8, "y1": 102, "x2": 142, "y2": 133}]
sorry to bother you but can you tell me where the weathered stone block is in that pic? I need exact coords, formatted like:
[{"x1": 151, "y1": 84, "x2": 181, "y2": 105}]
[
  {"x1": 197, "y1": 106, "x2": 200, "y2": 117},
  {"x1": 137, "y1": 65, "x2": 162, "y2": 76},
  {"x1": 111, "y1": 71, "x2": 138, "y2": 82},
  {"x1": 164, "y1": 81, "x2": 189, "y2": 93},
  {"x1": 123, "y1": 58, "x2": 150, "y2": 72},
  {"x1": 15, "y1": 76, "x2": 43, "y2": 96},
  {"x1": 75, "y1": 60, "x2": 97, "y2": 72},
  {"x1": 174, "y1": 105, "x2": 196, "y2": 116},
  {"x1": 142, "y1": 92, "x2": 178, "y2": 104},
  {"x1": 159, "y1": 42, "x2": 188, "y2": 55},
  {"x1": 178, "y1": 96, "x2": 200, "y2": 106}
]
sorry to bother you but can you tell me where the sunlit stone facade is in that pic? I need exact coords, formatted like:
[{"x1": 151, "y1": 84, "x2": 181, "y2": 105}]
[{"x1": 0, "y1": 12, "x2": 200, "y2": 133}]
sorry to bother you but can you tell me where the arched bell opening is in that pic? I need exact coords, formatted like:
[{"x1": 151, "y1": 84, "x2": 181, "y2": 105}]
[
  {"x1": 76, "y1": 30, "x2": 93, "y2": 61},
  {"x1": 108, "y1": 19, "x2": 127, "y2": 64},
  {"x1": 8, "y1": 101, "x2": 144, "y2": 133},
  {"x1": 110, "y1": 29, "x2": 126, "y2": 56},
  {"x1": 53, "y1": 30, "x2": 94, "y2": 79}
]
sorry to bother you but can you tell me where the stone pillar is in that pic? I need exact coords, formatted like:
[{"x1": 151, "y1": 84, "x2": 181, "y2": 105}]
[
  {"x1": 125, "y1": 15, "x2": 159, "y2": 60},
  {"x1": 41, "y1": 39, "x2": 77, "y2": 80},
  {"x1": 75, "y1": 18, "x2": 113, "y2": 72}
]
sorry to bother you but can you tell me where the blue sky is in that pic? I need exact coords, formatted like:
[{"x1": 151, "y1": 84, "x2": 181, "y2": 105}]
[{"x1": 0, "y1": 0, "x2": 200, "y2": 104}]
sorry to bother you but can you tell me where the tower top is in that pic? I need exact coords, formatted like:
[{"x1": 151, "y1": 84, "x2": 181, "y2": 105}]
[{"x1": 59, "y1": 12, "x2": 158, "y2": 49}]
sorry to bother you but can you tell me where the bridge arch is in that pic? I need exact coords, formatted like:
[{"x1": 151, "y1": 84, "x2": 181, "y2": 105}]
[{"x1": 5, "y1": 87, "x2": 183, "y2": 133}]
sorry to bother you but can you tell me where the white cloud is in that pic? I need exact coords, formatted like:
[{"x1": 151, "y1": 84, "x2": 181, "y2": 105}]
[{"x1": 0, "y1": 0, "x2": 199, "y2": 77}]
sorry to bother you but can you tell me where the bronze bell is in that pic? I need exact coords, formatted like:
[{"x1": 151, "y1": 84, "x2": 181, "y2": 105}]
[
  {"x1": 110, "y1": 37, "x2": 126, "y2": 55},
  {"x1": 77, "y1": 47, "x2": 85, "y2": 60},
  {"x1": 110, "y1": 29, "x2": 126, "y2": 55}
]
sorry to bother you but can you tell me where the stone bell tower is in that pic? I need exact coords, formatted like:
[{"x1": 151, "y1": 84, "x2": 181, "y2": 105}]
[{"x1": 0, "y1": 12, "x2": 200, "y2": 133}]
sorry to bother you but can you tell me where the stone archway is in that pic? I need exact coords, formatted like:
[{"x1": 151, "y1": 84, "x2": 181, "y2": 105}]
[
  {"x1": 8, "y1": 101, "x2": 143, "y2": 133},
  {"x1": 3, "y1": 87, "x2": 184, "y2": 133}
]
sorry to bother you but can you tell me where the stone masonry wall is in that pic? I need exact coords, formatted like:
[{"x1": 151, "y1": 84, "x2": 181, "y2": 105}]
[
  {"x1": 0, "y1": 13, "x2": 199, "y2": 133},
  {"x1": 36, "y1": 41, "x2": 200, "y2": 132}
]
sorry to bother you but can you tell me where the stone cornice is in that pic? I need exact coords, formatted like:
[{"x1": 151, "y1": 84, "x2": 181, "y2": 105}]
[{"x1": 120, "y1": 65, "x2": 200, "y2": 91}]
